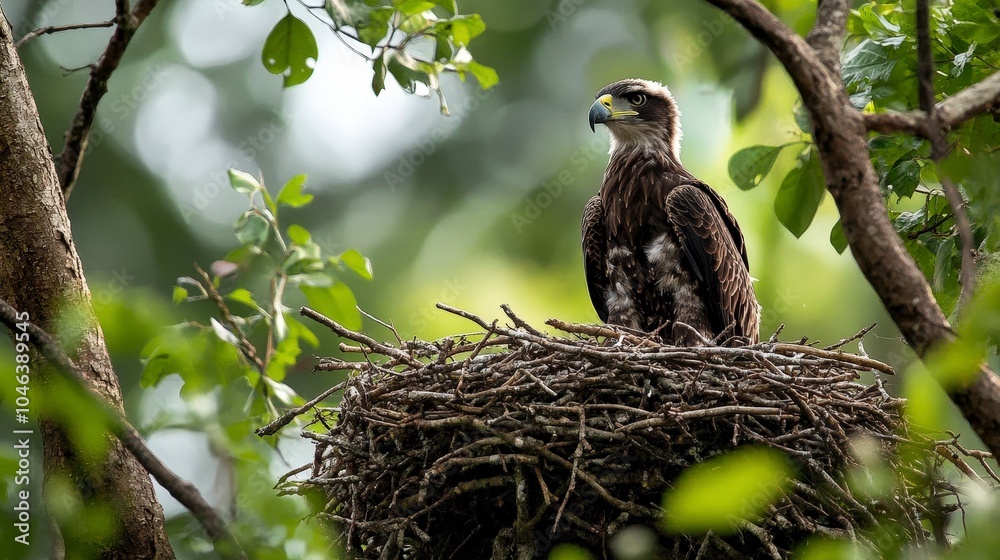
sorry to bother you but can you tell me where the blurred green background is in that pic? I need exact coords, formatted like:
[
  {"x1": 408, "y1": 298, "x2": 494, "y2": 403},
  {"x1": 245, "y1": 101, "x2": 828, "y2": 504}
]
[
  {"x1": 4, "y1": 0, "x2": 963, "y2": 556},
  {"x1": 10, "y1": 0, "x2": 905, "y2": 352}
]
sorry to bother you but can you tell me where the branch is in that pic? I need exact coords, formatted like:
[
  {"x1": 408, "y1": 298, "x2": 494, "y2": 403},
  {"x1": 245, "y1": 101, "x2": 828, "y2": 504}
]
[
  {"x1": 916, "y1": 0, "x2": 975, "y2": 311},
  {"x1": 15, "y1": 20, "x2": 114, "y2": 49},
  {"x1": 705, "y1": 0, "x2": 1000, "y2": 461},
  {"x1": 0, "y1": 297, "x2": 246, "y2": 560},
  {"x1": 805, "y1": 0, "x2": 849, "y2": 75},
  {"x1": 55, "y1": 0, "x2": 160, "y2": 199},
  {"x1": 863, "y1": 70, "x2": 1000, "y2": 136}
]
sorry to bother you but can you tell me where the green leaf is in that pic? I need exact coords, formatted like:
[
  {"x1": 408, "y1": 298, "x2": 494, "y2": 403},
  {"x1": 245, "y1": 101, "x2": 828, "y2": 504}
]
[
  {"x1": 952, "y1": 42, "x2": 977, "y2": 78},
  {"x1": 303, "y1": 283, "x2": 362, "y2": 330},
  {"x1": 210, "y1": 318, "x2": 241, "y2": 346},
  {"x1": 326, "y1": 0, "x2": 373, "y2": 26},
  {"x1": 357, "y1": 7, "x2": 394, "y2": 48},
  {"x1": 272, "y1": 294, "x2": 288, "y2": 340},
  {"x1": 387, "y1": 51, "x2": 431, "y2": 94},
  {"x1": 662, "y1": 447, "x2": 794, "y2": 534},
  {"x1": 842, "y1": 40, "x2": 898, "y2": 86},
  {"x1": 447, "y1": 14, "x2": 485, "y2": 46},
  {"x1": 282, "y1": 244, "x2": 324, "y2": 274},
  {"x1": 882, "y1": 158, "x2": 921, "y2": 199},
  {"x1": 830, "y1": 220, "x2": 848, "y2": 254},
  {"x1": 339, "y1": 249, "x2": 374, "y2": 280},
  {"x1": 266, "y1": 314, "x2": 301, "y2": 382},
  {"x1": 395, "y1": 0, "x2": 436, "y2": 16},
  {"x1": 242, "y1": 0, "x2": 267, "y2": 5},
  {"x1": 933, "y1": 236, "x2": 957, "y2": 294},
  {"x1": 172, "y1": 286, "x2": 188, "y2": 304},
  {"x1": 224, "y1": 244, "x2": 263, "y2": 268},
  {"x1": 287, "y1": 224, "x2": 311, "y2": 245},
  {"x1": 548, "y1": 543, "x2": 594, "y2": 560},
  {"x1": 468, "y1": 61, "x2": 499, "y2": 89},
  {"x1": 228, "y1": 169, "x2": 261, "y2": 194},
  {"x1": 728, "y1": 145, "x2": 785, "y2": 191},
  {"x1": 276, "y1": 174, "x2": 313, "y2": 207},
  {"x1": 289, "y1": 272, "x2": 334, "y2": 287},
  {"x1": 893, "y1": 208, "x2": 927, "y2": 235},
  {"x1": 261, "y1": 13, "x2": 319, "y2": 87},
  {"x1": 226, "y1": 288, "x2": 260, "y2": 311},
  {"x1": 433, "y1": 35, "x2": 452, "y2": 62},
  {"x1": 234, "y1": 211, "x2": 271, "y2": 246},
  {"x1": 263, "y1": 376, "x2": 298, "y2": 405},
  {"x1": 430, "y1": 0, "x2": 457, "y2": 14},
  {"x1": 372, "y1": 53, "x2": 387, "y2": 95},
  {"x1": 774, "y1": 150, "x2": 826, "y2": 238}
]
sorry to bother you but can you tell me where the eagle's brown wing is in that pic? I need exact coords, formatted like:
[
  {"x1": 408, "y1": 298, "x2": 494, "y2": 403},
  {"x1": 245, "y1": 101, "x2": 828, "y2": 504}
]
[
  {"x1": 582, "y1": 195, "x2": 609, "y2": 322},
  {"x1": 665, "y1": 184, "x2": 759, "y2": 342}
]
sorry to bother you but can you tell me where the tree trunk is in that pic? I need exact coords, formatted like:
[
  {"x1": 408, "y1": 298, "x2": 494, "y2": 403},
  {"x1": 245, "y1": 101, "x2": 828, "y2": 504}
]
[{"x1": 0, "y1": 10, "x2": 174, "y2": 559}]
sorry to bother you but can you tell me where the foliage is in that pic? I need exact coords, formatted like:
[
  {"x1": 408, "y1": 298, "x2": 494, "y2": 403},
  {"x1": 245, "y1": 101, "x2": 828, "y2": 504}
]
[
  {"x1": 661, "y1": 447, "x2": 794, "y2": 534},
  {"x1": 250, "y1": 0, "x2": 498, "y2": 111},
  {"x1": 134, "y1": 170, "x2": 373, "y2": 556},
  {"x1": 727, "y1": 1, "x2": 1000, "y2": 316}
]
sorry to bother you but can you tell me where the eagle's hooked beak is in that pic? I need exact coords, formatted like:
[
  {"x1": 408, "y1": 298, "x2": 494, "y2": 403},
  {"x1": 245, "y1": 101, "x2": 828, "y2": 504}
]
[
  {"x1": 589, "y1": 95, "x2": 613, "y2": 132},
  {"x1": 588, "y1": 94, "x2": 638, "y2": 132}
]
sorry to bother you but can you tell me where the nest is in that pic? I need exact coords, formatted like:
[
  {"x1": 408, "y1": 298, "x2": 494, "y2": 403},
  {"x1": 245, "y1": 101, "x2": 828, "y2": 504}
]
[{"x1": 268, "y1": 304, "x2": 994, "y2": 559}]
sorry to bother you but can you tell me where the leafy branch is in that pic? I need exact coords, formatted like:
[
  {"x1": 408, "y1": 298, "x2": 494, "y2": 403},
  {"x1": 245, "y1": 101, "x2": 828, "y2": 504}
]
[{"x1": 250, "y1": 0, "x2": 499, "y2": 112}]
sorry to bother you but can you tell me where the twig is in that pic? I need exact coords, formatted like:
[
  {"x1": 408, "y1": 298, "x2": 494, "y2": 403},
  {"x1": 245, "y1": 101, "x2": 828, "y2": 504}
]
[
  {"x1": 358, "y1": 306, "x2": 403, "y2": 345},
  {"x1": 256, "y1": 381, "x2": 348, "y2": 436},
  {"x1": 0, "y1": 297, "x2": 245, "y2": 559},
  {"x1": 916, "y1": 0, "x2": 975, "y2": 312},
  {"x1": 823, "y1": 323, "x2": 877, "y2": 351},
  {"x1": 16, "y1": 20, "x2": 114, "y2": 48},
  {"x1": 934, "y1": 445, "x2": 989, "y2": 490},
  {"x1": 194, "y1": 263, "x2": 266, "y2": 372},
  {"x1": 56, "y1": 0, "x2": 161, "y2": 198},
  {"x1": 301, "y1": 306, "x2": 420, "y2": 366}
]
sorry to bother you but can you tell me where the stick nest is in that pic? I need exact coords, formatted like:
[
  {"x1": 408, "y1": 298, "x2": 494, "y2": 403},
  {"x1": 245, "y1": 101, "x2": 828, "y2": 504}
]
[{"x1": 274, "y1": 305, "x2": 982, "y2": 559}]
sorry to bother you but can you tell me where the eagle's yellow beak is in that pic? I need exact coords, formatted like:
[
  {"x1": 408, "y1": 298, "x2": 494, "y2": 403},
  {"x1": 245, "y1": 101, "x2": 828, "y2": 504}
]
[{"x1": 589, "y1": 94, "x2": 638, "y2": 131}]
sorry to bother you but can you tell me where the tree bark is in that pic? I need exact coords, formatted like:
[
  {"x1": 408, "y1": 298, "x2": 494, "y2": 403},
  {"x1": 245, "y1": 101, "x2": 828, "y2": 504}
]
[
  {"x1": 706, "y1": 0, "x2": 1000, "y2": 459},
  {"x1": 0, "y1": 9, "x2": 174, "y2": 559}
]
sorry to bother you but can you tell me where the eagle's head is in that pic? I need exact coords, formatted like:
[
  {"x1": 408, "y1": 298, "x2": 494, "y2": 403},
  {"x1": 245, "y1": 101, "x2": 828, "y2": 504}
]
[{"x1": 588, "y1": 78, "x2": 681, "y2": 160}]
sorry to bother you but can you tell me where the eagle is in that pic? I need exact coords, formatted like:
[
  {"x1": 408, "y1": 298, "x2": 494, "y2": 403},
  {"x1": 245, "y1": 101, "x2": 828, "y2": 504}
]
[{"x1": 584, "y1": 78, "x2": 760, "y2": 345}]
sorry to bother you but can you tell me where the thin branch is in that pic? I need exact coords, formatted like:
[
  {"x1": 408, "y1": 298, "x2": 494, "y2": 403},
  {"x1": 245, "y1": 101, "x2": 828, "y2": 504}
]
[
  {"x1": 194, "y1": 263, "x2": 267, "y2": 372},
  {"x1": 0, "y1": 297, "x2": 245, "y2": 559},
  {"x1": 257, "y1": 381, "x2": 348, "y2": 436},
  {"x1": 916, "y1": 0, "x2": 975, "y2": 311},
  {"x1": 864, "y1": 70, "x2": 1000, "y2": 136},
  {"x1": 56, "y1": 0, "x2": 160, "y2": 199},
  {"x1": 301, "y1": 306, "x2": 421, "y2": 367},
  {"x1": 15, "y1": 20, "x2": 115, "y2": 49}
]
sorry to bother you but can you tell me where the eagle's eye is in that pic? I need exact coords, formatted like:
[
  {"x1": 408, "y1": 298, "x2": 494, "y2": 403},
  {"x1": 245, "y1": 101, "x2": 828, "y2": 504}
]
[{"x1": 627, "y1": 93, "x2": 647, "y2": 107}]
